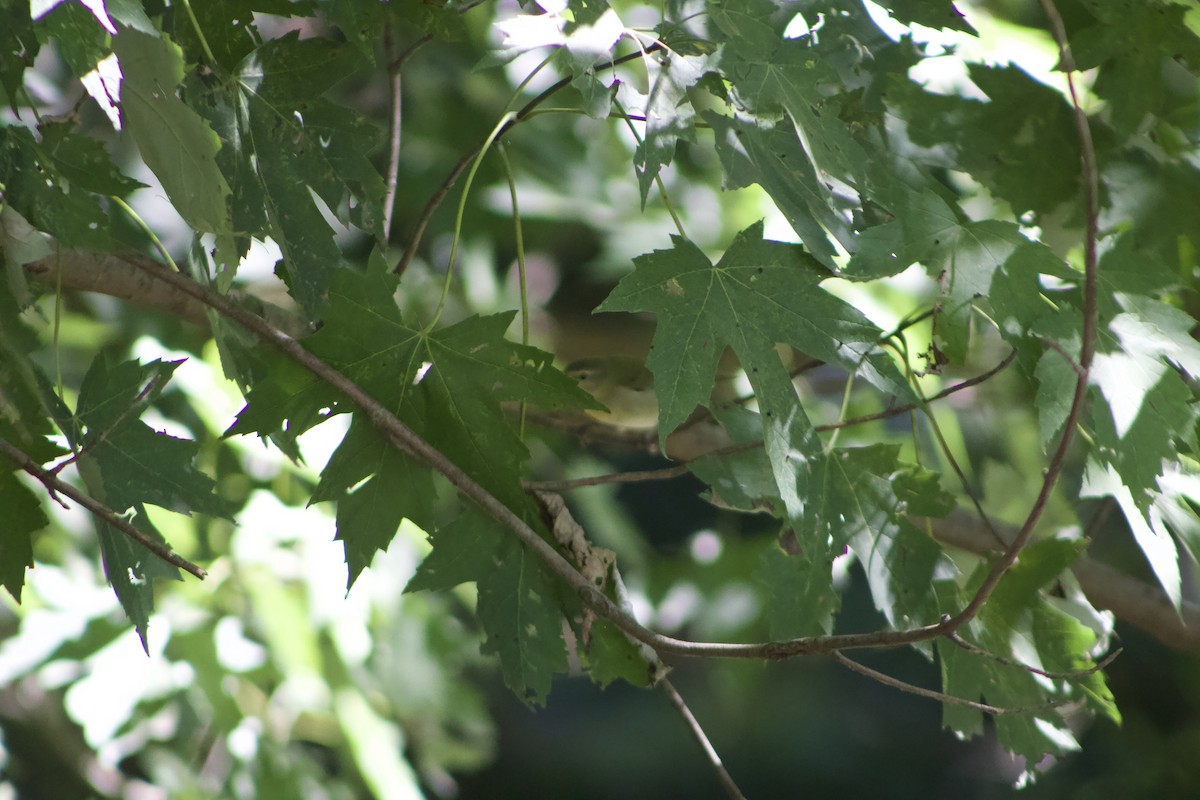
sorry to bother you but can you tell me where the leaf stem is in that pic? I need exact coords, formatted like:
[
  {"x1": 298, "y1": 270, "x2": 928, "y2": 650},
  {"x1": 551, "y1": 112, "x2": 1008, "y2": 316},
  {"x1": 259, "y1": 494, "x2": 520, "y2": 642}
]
[
  {"x1": 178, "y1": 0, "x2": 219, "y2": 69},
  {"x1": 109, "y1": 196, "x2": 181, "y2": 273},
  {"x1": 424, "y1": 112, "x2": 517, "y2": 333},
  {"x1": 497, "y1": 142, "x2": 530, "y2": 437},
  {"x1": 396, "y1": 44, "x2": 663, "y2": 275}
]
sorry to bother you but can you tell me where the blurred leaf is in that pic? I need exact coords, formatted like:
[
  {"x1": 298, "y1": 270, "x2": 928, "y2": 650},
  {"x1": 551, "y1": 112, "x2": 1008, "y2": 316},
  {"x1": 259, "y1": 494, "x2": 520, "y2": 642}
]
[
  {"x1": 0, "y1": 471, "x2": 44, "y2": 602},
  {"x1": 882, "y1": 0, "x2": 975, "y2": 33},
  {"x1": 754, "y1": 538, "x2": 840, "y2": 637},
  {"x1": 36, "y1": 0, "x2": 110, "y2": 77}
]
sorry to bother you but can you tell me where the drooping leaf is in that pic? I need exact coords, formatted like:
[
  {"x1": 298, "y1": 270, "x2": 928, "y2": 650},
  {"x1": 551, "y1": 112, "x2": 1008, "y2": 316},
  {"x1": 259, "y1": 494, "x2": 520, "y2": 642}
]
[
  {"x1": 113, "y1": 29, "x2": 235, "y2": 256},
  {"x1": 631, "y1": 49, "x2": 708, "y2": 207},
  {"x1": 95, "y1": 509, "x2": 182, "y2": 653},
  {"x1": 313, "y1": 417, "x2": 438, "y2": 588},
  {"x1": 477, "y1": 539, "x2": 568, "y2": 706},
  {"x1": 705, "y1": 111, "x2": 845, "y2": 267}
]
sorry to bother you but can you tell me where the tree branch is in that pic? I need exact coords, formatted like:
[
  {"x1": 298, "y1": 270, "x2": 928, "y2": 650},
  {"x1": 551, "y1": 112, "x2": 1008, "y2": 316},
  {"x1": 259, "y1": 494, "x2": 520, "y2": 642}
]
[
  {"x1": 660, "y1": 679, "x2": 747, "y2": 800},
  {"x1": 830, "y1": 652, "x2": 1044, "y2": 716},
  {"x1": 931, "y1": 511, "x2": 1200, "y2": 651},
  {"x1": 0, "y1": 436, "x2": 208, "y2": 580},
  {"x1": 27, "y1": 252, "x2": 1190, "y2": 659},
  {"x1": 946, "y1": 0, "x2": 1101, "y2": 632},
  {"x1": 24, "y1": 247, "x2": 311, "y2": 339}
]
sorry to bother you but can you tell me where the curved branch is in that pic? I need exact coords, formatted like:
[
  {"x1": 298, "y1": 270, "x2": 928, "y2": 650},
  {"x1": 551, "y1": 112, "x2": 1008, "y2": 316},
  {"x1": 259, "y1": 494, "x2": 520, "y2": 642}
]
[
  {"x1": 946, "y1": 0, "x2": 1101, "y2": 632},
  {"x1": 31, "y1": 251, "x2": 1191, "y2": 657},
  {"x1": 931, "y1": 511, "x2": 1200, "y2": 651},
  {"x1": 117, "y1": 250, "x2": 969, "y2": 659}
]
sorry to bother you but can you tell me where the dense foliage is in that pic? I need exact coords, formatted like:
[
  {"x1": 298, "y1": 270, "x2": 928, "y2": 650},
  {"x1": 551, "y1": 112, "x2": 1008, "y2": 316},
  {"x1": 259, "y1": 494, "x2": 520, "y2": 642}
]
[{"x1": 1, "y1": 0, "x2": 1199, "y2": 796}]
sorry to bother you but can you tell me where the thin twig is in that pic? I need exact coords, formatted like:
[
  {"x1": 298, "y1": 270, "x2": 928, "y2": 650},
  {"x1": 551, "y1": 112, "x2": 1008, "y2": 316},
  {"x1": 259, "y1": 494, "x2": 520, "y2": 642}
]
[
  {"x1": 831, "y1": 652, "x2": 1019, "y2": 715},
  {"x1": 1042, "y1": 337, "x2": 1085, "y2": 378},
  {"x1": 525, "y1": 462, "x2": 693, "y2": 491},
  {"x1": 946, "y1": 633, "x2": 1121, "y2": 680},
  {"x1": 947, "y1": 0, "x2": 1100, "y2": 631},
  {"x1": 529, "y1": 351, "x2": 1015, "y2": 491},
  {"x1": 395, "y1": 44, "x2": 662, "y2": 274},
  {"x1": 660, "y1": 679, "x2": 748, "y2": 800},
  {"x1": 387, "y1": 34, "x2": 433, "y2": 74},
  {"x1": 382, "y1": 24, "x2": 404, "y2": 242},
  {"x1": 0, "y1": 436, "x2": 208, "y2": 580}
]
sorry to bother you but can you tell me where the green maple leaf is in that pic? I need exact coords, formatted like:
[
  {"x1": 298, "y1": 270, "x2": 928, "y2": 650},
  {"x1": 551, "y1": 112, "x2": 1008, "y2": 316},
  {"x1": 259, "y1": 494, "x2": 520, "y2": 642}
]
[
  {"x1": 599, "y1": 222, "x2": 910, "y2": 554},
  {"x1": 232, "y1": 265, "x2": 595, "y2": 698},
  {"x1": 234, "y1": 264, "x2": 596, "y2": 508},
  {"x1": 599, "y1": 221, "x2": 908, "y2": 436}
]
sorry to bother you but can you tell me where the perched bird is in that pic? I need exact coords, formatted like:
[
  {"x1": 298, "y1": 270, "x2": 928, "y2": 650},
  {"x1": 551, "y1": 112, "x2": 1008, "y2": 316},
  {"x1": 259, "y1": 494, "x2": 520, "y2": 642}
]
[{"x1": 565, "y1": 355, "x2": 659, "y2": 430}]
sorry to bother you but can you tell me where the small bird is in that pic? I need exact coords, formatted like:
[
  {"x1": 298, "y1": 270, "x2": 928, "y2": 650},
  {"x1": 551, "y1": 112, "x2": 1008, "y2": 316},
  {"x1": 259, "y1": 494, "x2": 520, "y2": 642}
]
[{"x1": 565, "y1": 355, "x2": 659, "y2": 430}]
